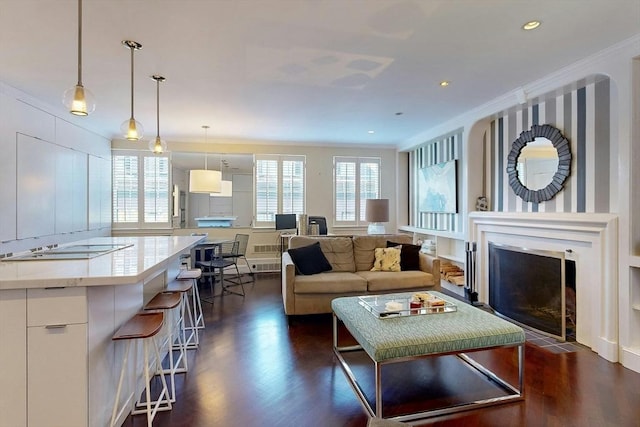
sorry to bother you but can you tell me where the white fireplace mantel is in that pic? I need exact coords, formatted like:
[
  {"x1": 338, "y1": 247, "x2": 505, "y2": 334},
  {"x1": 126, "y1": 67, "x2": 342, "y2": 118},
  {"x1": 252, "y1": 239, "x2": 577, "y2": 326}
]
[{"x1": 468, "y1": 212, "x2": 619, "y2": 362}]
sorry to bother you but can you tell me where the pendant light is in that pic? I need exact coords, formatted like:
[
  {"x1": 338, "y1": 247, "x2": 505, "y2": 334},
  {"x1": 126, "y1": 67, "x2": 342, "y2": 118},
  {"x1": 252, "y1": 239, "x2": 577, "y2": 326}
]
[
  {"x1": 210, "y1": 159, "x2": 233, "y2": 197},
  {"x1": 149, "y1": 75, "x2": 167, "y2": 154},
  {"x1": 189, "y1": 126, "x2": 222, "y2": 193},
  {"x1": 120, "y1": 40, "x2": 143, "y2": 140},
  {"x1": 62, "y1": 0, "x2": 95, "y2": 116}
]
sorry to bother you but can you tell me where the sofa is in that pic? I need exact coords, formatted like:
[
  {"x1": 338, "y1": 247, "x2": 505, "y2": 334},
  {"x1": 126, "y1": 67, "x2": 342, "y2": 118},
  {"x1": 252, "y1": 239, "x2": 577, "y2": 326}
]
[{"x1": 281, "y1": 234, "x2": 440, "y2": 315}]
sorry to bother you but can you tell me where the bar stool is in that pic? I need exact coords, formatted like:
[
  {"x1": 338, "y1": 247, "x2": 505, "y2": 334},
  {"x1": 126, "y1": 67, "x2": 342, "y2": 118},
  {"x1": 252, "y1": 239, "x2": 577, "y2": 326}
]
[
  {"x1": 143, "y1": 291, "x2": 186, "y2": 403},
  {"x1": 176, "y1": 268, "x2": 204, "y2": 330},
  {"x1": 166, "y1": 279, "x2": 198, "y2": 350},
  {"x1": 110, "y1": 312, "x2": 171, "y2": 427}
]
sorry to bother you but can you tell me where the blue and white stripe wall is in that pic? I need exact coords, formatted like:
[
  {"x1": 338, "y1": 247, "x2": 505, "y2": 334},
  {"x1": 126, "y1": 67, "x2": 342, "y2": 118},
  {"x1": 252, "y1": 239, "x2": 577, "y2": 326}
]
[{"x1": 490, "y1": 77, "x2": 611, "y2": 213}]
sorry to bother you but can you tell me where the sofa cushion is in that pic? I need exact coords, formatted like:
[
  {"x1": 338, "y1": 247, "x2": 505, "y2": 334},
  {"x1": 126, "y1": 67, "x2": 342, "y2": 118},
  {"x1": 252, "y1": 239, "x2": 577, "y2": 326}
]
[
  {"x1": 370, "y1": 247, "x2": 402, "y2": 272},
  {"x1": 353, "y1": 234, "x2": 413, "y2": 271},
  {"x1": 294, "y1": 272, "x2": 368, "y2": 294},
  {"x1": 288, "y1": 242, "x2": 333, "y2": 275},
  {"x1": 357, "y1": 270, "x2": 434, "y2": 292},
  {"x1": 387, "y1": 240, "x2": 421, "y2": 271},
  {"x1": 289, "y1": 236, "x2": 355, "y2": 272}
]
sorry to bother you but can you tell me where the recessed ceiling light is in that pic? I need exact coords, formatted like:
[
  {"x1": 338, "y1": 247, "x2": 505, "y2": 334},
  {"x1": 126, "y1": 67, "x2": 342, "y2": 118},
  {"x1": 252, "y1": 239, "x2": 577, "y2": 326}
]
[
  {"x1": 522, "y1": 20, "x2": 541, "y2": 30},
  {"x1": 439, "y1": 81, "x2": 450, "y2": 87},
  {"x1": 368, "y1": 130, "x2": 375, "y2": 134}
]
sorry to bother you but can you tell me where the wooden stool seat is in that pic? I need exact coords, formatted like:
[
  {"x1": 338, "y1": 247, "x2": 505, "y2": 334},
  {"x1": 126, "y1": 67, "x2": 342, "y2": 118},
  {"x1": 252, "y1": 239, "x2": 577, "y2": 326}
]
[
  {"x1": 166, "y1": 280, "x2": 192, "y2": 293},
  {"x1": 144, "y1": 291, "x2": 181, "y2": 311},
  {"x1": 177, "y1": 268, "x2": 202, "y2": 280},
  {"x1": 112, "y1": 312, "x2": 164, "y2": 341}
]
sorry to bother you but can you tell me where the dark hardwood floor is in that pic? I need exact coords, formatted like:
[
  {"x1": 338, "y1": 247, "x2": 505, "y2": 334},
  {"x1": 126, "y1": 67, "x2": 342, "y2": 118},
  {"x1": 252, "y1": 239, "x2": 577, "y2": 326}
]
[{"x1": 124, "y1": 274, "x2": 640, "y2": 427}]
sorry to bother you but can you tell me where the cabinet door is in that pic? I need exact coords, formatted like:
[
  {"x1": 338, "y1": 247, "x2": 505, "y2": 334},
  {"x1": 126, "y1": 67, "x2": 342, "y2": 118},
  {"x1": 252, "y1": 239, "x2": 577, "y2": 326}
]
[
  {"x1": 28, "y1": 323, "x2": 88, "y2": 427},
  {"x1": 0, "y1": 290, "x2": 27, "y2": 427}
]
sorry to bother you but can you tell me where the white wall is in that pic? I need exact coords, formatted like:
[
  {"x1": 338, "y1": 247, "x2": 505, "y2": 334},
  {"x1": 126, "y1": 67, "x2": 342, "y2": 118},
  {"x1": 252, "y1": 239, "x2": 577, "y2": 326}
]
[
  {"x1": 0, "y1": 83, "x2": 112, "y2": 256},
  {"x1": 113, "y1": 139, "x2": 401, "y2": 234}
]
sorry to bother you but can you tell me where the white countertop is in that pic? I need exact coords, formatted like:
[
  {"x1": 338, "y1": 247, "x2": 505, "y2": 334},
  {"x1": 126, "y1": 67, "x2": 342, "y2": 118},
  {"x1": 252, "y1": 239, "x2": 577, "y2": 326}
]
[{"x1": 0, "y1": 235, "x2": 204, "y2": 290}]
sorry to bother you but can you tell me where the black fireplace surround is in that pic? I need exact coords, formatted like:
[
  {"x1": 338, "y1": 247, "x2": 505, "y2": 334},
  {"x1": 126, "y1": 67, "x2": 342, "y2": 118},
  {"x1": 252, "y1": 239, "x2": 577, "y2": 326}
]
[{"x1": 488, "y1": 242, "x2": 576, "y2": 341}]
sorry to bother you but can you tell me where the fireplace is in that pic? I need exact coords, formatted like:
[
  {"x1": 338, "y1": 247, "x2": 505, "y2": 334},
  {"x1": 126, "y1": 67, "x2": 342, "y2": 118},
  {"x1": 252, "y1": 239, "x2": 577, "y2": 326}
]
[
  {"x1": 488, "y1": 243, "x2": 576, "y2": 341},
  {"x1": 468, "y1": 212, "x2": 618, "y2": 363}
]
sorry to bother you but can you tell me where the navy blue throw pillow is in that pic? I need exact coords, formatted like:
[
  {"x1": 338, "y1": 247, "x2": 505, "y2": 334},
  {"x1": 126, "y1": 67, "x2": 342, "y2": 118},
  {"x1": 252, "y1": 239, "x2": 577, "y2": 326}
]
[
  {"x1": 288, "y1": 242, "x2": 333, "y2": 275},
  {"x1": 387, "y1": 241, "x2": 421, "y2": 271}
]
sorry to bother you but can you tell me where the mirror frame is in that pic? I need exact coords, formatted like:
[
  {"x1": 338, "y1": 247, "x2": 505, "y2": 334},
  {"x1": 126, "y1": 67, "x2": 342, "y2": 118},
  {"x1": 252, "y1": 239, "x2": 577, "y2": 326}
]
[{"x1": 506, "y1": 124, "x2": 571, "y2": 203}]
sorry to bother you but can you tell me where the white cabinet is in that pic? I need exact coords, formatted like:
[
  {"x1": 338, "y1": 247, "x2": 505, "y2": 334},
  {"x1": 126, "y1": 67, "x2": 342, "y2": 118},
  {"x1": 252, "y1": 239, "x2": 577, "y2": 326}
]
[
  {"x1": 399, "y1": 226, "x2": 466, "y2": 295},
  {"x1": 27, "y1": 324, "x2": 88, "y2": 427},
  {"x1": 26, "y1": 287, "x2": 88, "y2": 427},
  {"x1": 0, "y1": 290, "x2": 27, "y2": 427},
  {"x1": 17, "y1": 134, "x2": 57, "y2": 239}
]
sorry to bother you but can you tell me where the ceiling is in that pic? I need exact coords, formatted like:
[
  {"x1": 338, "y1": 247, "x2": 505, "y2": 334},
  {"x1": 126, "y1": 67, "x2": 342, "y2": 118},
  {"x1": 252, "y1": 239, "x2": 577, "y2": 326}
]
[{"x1": 1, "y1": 0, "x2": 638, "y2": 147}]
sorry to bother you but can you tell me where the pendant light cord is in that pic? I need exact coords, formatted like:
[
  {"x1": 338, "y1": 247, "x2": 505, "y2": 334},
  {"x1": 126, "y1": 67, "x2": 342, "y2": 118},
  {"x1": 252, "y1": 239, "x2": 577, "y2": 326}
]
[
  {"x1": 156, "y1": 78, "x2": 160, "y2": 138},
  {"x1": 130, "y1": 46, "x2": 134, "y2": 118},
  {"x1": 77, "y1": 0, "x2": 83, "y2": 86}
]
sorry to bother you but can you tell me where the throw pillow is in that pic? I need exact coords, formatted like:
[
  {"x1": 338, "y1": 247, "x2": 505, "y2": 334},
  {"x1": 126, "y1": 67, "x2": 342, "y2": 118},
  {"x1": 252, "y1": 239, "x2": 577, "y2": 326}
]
[
  {"x1": 387, "y1": 241, "x2": 421, "y2": 271},
  {"x1": 370, "y1": 247, "x2": 401, "y2": 272},
  {"x1": 288, "y1": 242, "x2": 333, "y2": 275}
]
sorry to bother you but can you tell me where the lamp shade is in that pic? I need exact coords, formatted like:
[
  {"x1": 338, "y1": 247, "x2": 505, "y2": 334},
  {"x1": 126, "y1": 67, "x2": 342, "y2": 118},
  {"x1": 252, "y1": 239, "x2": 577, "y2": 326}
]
[
  {"x1": 189, "y1": 169, "x2": 221, "y2": 193},
  {"x1": 210, "y1": 180, "x2": 233, "y2": 197},
  {"x1": 365, "y1": 199, "x2": 389, "y2": 222}
]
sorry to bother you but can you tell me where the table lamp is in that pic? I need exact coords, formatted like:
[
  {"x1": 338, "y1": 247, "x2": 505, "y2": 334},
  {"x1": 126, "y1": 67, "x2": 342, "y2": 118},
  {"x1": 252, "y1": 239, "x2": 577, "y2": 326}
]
[{"x1": 365, "y1": 199, "x2": 389, "y2": 235}]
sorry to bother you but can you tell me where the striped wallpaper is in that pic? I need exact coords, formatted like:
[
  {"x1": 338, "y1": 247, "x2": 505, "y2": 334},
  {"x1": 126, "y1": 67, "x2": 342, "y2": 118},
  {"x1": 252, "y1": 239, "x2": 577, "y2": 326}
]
[
  {"x1": 411, "y1": 129, "x2": 463, "y2": 231},
  {"x1": 490, "y1": 77, "x2": 611, "y2": 213}
]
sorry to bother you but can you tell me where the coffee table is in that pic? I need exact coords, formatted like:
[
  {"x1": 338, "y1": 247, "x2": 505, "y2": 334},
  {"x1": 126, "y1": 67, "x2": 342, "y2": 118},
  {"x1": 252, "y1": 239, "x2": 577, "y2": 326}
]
[{"x1": 332, "y1": 291, "x2": 525, "y2": 422}]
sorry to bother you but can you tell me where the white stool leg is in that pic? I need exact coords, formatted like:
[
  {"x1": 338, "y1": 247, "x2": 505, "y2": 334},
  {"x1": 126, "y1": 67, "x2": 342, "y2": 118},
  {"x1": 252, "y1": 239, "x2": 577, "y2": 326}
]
[
  {"x1": 192, "y1": 278, "x2": 205, "y2": 329},
  {"x1": 181, "y1": 291, "x2": 198, "y2": 349},
  {"x1": 110, "y1": 340, "x2": 132, "y2": 427},
  {"x1": 132, "y1": 336, "x2": 172, "y2": 421}
]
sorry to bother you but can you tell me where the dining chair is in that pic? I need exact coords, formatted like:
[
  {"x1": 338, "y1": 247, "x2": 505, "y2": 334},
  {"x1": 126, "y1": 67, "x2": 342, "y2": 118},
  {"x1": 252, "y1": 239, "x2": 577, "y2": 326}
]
[
  {"x1": 219, "y1": 234, "x2": 255, "y2": 286},
  {"x1": 195, "y1": 241, "x2": 244, "y2": 298}
]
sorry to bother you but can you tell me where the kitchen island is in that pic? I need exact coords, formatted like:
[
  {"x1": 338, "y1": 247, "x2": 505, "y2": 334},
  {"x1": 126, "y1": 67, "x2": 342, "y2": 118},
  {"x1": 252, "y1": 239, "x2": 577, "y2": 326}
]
[{"x1": 0, "y1": 235, "x2": 204, "y2": 427}]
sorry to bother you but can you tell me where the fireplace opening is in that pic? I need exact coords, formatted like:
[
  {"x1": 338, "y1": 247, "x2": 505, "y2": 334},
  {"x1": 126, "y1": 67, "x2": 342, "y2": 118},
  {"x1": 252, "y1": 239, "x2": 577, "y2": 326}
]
[{"x1": 488, "y1": 242, "x2": 576, "y2": 341}]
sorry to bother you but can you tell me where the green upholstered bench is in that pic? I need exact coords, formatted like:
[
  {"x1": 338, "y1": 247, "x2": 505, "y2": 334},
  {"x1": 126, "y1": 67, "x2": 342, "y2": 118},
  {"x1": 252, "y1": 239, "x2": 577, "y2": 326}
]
[{"x1": 332, "y1": 291, "x2": 525, "y2": 422}]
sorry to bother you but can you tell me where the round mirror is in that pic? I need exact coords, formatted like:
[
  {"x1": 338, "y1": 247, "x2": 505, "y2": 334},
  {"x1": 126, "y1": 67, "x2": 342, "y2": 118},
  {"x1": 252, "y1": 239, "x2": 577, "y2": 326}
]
[
  {"x1": 516, "y1": 137, "x2": 559, "y2": 190},
  {"x1": 506, "y1": 124, "x2": 571, "y2": 203}
]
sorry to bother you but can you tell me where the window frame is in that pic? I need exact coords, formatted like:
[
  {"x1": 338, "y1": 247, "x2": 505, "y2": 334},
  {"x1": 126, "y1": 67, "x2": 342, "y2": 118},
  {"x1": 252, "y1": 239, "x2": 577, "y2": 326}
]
[
  {"x1": 333, "y1": 156, "x2": 381, "y2": 227},
  {"x1": 253, "y1": 154, "x2": 306, "y2": 228},
  {"x1": 112, "y1": 149, "x2": 171, "y2": 230}
]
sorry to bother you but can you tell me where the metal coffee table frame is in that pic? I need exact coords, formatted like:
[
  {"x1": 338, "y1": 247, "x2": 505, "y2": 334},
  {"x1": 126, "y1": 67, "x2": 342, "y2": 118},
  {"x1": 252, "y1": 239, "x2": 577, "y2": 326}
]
[{"x1": 332, "y1": 313, "x2": 525, "y2": 423}]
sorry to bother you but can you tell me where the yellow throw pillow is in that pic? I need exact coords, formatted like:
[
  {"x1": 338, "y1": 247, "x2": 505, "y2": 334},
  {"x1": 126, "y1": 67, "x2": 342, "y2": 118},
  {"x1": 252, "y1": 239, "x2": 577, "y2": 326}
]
[{"x1": 370, "y1": 246, "x2": 401, "y2": 272}]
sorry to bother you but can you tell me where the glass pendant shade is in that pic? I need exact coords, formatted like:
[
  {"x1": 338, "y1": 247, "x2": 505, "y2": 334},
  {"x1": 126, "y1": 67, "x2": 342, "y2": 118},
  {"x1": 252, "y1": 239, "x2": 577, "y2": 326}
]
[
  {"x1": 149, "y1": 136, "x2": 167, "y2": 154},
  {"x1": 210, "y1": 180, "x2": 233, "y2": 197},
  {"x1": 121, "y1": 118, "x2": 144, "y2": 141},
  {"x1": 63, "y1": 84, "x2": 95, "y2": 116},
  {"x1": 189, "y1": 169, "x2": 222, "y2": 193}
]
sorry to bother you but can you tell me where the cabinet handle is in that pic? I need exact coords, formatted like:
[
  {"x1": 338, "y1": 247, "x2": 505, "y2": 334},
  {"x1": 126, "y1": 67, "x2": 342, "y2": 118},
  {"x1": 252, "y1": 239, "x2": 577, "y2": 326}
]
[{"x1": 45, "y1": 324, "x2": 68, "y2": 329}]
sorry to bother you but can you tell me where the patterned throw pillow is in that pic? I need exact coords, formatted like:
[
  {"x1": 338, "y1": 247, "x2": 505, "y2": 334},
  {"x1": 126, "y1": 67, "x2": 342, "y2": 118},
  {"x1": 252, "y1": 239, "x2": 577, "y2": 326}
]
[{"x1": 370, "y1": 246, "x2": 401, "y2": 272}]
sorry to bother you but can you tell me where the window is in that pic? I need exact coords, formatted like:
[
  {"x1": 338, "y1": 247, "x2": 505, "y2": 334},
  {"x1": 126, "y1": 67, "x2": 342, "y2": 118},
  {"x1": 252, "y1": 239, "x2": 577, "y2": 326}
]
[
  {"x1": 334, "y1": 156, "x2": 380, "y2": 226},
  {"x1": 112, "y1": 150, "x2": 170, "y2": 228},
  {"x1": 254, "y1": 154, "x2": 305, "y2": 227}
]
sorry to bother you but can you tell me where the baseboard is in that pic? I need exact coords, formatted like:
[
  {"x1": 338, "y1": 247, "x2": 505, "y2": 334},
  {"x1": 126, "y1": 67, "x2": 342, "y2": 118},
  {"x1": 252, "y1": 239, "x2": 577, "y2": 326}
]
[{"x1": 621, "y1": 346, "x2": 640, "y2": 373}]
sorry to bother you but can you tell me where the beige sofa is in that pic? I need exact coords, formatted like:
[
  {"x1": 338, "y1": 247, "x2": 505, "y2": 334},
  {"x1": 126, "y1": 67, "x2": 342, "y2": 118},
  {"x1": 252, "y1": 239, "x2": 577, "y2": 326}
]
[{"x1": 281, "y1": 234, "x2": 440, "y2": 315}]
